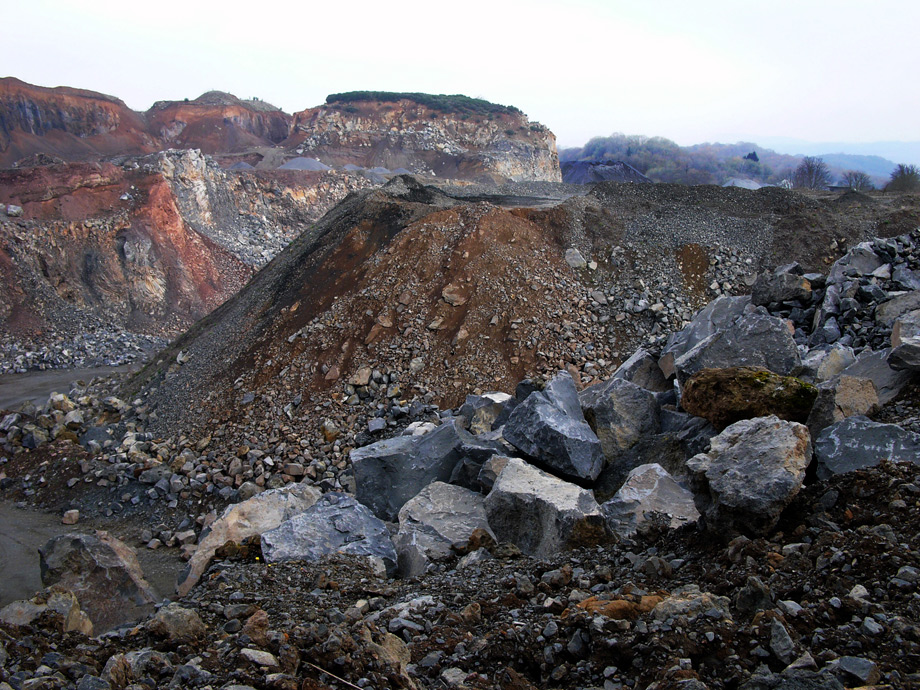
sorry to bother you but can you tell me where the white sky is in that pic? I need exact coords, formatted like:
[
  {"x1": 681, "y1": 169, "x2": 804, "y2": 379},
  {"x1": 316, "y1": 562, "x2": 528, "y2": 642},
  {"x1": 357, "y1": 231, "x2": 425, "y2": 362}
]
[{"x1": 4, "y1": 0, "x2": 918, "y2": 149}]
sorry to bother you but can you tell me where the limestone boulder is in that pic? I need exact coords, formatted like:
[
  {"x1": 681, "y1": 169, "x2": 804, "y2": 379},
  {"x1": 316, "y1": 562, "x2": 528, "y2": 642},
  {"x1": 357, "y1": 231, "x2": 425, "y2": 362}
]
[
  {"x1": 659, "y1": 296, "x2": 751, "y2": 378},
  {"x1": 680, "y1": 367, "x2": 817, "y2": 431},
  {"x1": 806, "y1": 376, "x2": 879, "y2": 436},
  {"x1": 394, "y1": 482, "x2": 494, "y2": 577},
  {"x1": 601, "y1": 464, "x2": 699, "y2": 538},
  {"x1": 580, "y1": 376, "x2": 660, "y2": 465},
  {"x1": 0, "y1": 586, "x2": 93, "y2": 635},
  {"x1": 261, "y1": 493, "x2": 397, "y2": 576},
  {"x1": 177, "y1": 481, "x2": 321, "y2": 596},
  {"x1": 838, "y1": 347, "x2": 916, "y2": 405},
  {"x1": 888, "y1": 309, "x2": 920, "y2": 370},
  {"x1": 484, "y1": 457, "x2": 608, "y2": 559},
  {"x1": 673, "y1": 311, "x2": 801, "y2": 386},
  {"x1": 458, "y1": 392, "x2": 514, "y2": 434},
  {"x1": 40, "y1": 531, "x2": 157, "y2": 632},
  {"x1": 146, "y1": 603, "x2": 207, "y2": 644},
  {"x1": 814, "y1": 416, "x2": 920, "y2": 479},
  {"x1": 612, "y1": 349, "x2": 671, "y2": 392},
  {"x1": 687, "y1": 415, "x2": 811, "y2": 536},
  {"x1": 751, "y1": 263, "x2": 812, "y2": 306},
  {"x1": 875, "y1": 290, "x2": 920, "y2": 327},
  {"x1": 504, "y1": 371, "x2": 604, "y2": 483},
  {"x1": 353, "y1": 419, "x2": 502, "y2": 520}
]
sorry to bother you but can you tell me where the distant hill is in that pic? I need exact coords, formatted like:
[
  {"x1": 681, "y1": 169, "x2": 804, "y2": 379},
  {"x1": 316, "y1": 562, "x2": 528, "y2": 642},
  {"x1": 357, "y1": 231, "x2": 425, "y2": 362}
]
[
  {"x1": 561, "y1": 133, "x2": 899, "y2": 187},
  {"x1": 756, "y1": 137, "x2": 920, "y2": 169}
]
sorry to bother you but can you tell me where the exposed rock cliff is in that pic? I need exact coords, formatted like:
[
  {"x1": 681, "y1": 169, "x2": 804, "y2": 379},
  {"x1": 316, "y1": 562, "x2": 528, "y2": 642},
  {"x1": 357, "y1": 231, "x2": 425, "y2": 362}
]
[
  {"x1": 0, "y1": 78, "x2": 156, "y2": 167},
  {"x1": 288, "y1": 95, "x2": 561, "y2": 183},
  {"x1": 146, "y1": 91, "x2": 292, "y2": 153}
]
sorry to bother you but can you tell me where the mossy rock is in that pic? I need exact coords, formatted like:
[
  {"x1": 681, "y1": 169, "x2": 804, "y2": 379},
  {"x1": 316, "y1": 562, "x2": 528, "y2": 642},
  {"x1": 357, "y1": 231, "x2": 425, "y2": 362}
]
[{"x1": 681, "y1": 366, "x2": 818, "y2": 431}]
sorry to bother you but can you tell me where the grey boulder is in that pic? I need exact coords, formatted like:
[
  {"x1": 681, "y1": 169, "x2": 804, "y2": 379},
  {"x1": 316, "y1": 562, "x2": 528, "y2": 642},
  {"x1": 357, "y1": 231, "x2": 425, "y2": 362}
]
[
  {"x1": 261, "y1": 493, "x2": 397, "y2": 576},
  {"x1": 806, "y1": 375, "x2": 879, "y2": 436},
  {"x1": 888, "y1": 309, "x2": 920, "y2": 370},
  {"x1": 484, "y1": 457, "x2": 608, "y2": 559},
  {"x1": 659, "y1": 296, "x2": 751, "y2": 378},
  {"x1": 612, "y1": 348, "x2": 671, "y2": 392},
  {"x1": 814, "y1": 416, "x2": 920, "y2": 479},
  {"x1": 839, "y1": 347, "x2": 916, "y2": 404},
  {"x1": 394, "y1": 482, "x2": 494, "y2": 577},
  {"x1": 751, "y1": 263, "x2": 812, "y2": 306},
  {"x1": 580, "y1": 377, "x2": 660, "y2": 468},
  {"x1": 673, "y1": 311, "x2": 801, "y2": 386},
  {"x1": 503, "y1": 371, "x2": 605, "y2": 483},
  {"x1": 687, "y1": 415, "x2": 811, "y2": 536},
  {"x1": 874, "y1": 290, "x2": 920, "y2": 327},
  {"x1": 601, "y1": 463, "x2": 699, "y2": 537}
]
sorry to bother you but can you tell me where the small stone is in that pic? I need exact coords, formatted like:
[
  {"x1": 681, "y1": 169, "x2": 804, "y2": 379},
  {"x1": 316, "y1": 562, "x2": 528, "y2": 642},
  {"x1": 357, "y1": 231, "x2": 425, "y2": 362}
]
[{"x1": 61, "y1": 510, "x2": 80, "y2": 525}]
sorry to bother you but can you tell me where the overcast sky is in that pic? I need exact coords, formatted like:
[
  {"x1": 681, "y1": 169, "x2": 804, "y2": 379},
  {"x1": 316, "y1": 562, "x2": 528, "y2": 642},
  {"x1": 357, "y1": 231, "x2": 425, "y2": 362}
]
[{"x1": 4, "y1": 0, "x2": 918, "y2": 149}]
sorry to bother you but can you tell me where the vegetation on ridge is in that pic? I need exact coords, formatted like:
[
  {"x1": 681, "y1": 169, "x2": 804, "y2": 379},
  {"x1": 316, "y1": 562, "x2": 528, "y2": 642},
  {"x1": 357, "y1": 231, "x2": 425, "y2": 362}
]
[{"x1": 326, "y1": 91, "x2": 522, "y2": 117}]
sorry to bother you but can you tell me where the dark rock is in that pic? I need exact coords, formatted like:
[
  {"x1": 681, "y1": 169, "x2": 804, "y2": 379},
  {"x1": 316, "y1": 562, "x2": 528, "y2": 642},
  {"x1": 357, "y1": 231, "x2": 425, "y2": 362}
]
[
  {"x1": 261, "y1": 493, "x2": 397, "y2": 576},
  {"x1": 504, "y1": 371, "x2": 604, "y2": 483},
  {"x1": 659, "y1": 296, "x2": 751, "y2": 378},
  {"x1": 806, "y1": 375, "x2": 879, "y2": 436},
  {"x1": 601, "y1": 463, "x2": 699, "y2": 537},
  {"x1": 839, "y1": 347, "x2": 917, "y2": 404},
  {"x1": 580, "y1": 376, "x2": 660, "y2": 466},
  {"x1": 814, "y1": 416, "x2": 920, "y2": 479},
  {"x1": 752, "y1": 265, "x2": 812, "y2": 306},
  {"x1": 612, "y1": 349, "x2": 671, "y2": 392}
]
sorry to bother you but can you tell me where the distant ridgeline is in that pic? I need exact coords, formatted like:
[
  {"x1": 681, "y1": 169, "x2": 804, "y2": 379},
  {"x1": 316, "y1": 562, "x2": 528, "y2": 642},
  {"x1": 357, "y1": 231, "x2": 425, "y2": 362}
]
[{"x1": 325, "y1": 91, "x2": 522, "y2": 117}]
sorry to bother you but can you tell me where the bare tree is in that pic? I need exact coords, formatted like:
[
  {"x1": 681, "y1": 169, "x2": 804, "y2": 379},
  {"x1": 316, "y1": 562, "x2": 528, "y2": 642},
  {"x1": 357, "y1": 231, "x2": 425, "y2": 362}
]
[
  {"x1": 792, "y1": 156, "x2": 832, "y2": 190},
  {"x1": 887, "y1": 164, "x2": 920, "y2": 192},
  {"x1": 841, "y1": 170, "x2": 874, "y2": 191}
]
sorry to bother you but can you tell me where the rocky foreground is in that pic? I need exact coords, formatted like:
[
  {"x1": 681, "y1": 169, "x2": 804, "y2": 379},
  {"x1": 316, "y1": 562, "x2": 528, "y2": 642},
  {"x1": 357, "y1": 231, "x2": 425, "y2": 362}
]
[{"x1": 4, "y1": 215, "x2": 920, "y2": 688}]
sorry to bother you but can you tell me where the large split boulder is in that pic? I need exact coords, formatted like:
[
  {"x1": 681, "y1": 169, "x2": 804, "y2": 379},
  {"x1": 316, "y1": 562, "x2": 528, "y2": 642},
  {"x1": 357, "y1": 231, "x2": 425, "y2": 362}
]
[
  {"x1": 394, "y1": 482, "x2": 494, "y2": 578},
  {"x1": 612, "y1": 349, "x2": 671, "y2": 392},
  {"x1": 503, "y1": 371, "x2": 605, "y2": 483},
  {"x1": 659, "y1": 296, "x2": 752, "y2": 378},
  {"x1": 177, "y1": 482, "x2": 321, "y2": 596},
  {"x1": 680, "y1": 367, "x2": 817, "y2": 431},
  {"x1": 484, "y1": 457, "x2": 608, "y2": 558},
  {"x1": 601, "y1": 464, "x2": 699, "y2": 538},
  {"x1": 687, "y1": 416, "x2": 811, "y2": 536},
  {"x1": 580, "y1": 377, "x2": 660, "y2": 466},
  {"x1": 814, "y1": 416, "x2": 920, "y2": 479},
  {"x1": 261, "y1": 493, "x2": 397, "y2": 576},
  {"x1": 874, "y1": 290, "x2": 920, "y2": 328},
  {"x1": 458, "y1": 392, "x2": 514, "y2": 434},
  {"x1": 751, "y1": 262, "x2": 813, "y2": 306},
  {"x1": 40, "y1": 531, "x2": 157, "y2": 632},
  {"x1": 353, "y1": 419, "x2": 503, "y2": 520},
  {"x1": 672, "y1": 310, "x2": 800, "y2": 387}
]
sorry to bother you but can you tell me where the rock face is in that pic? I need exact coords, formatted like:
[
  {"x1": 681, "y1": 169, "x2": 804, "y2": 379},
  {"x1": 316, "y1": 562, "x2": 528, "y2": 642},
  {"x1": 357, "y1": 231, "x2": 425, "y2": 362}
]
[
  {"x1": 0, "y1": 77, "x2": 155, "y2": 166},
  {"x1": 39, "y1": 531, "x2": 157, "y2": 632},
  {"x1": 504, "y1": 371, "x2": 605, "y2": 483},
  {"x1": 688, "y1": 416, "x2": 812, "y2": 536},
  {"x1": 484, "y1": 457, "x2": 608, "y2": 558},
  {"x1": 394, "y1": 482, "x2": 493, "y2": 578},
  {"x1": 177, "y1": 482, "x2": 321, "y2": 596},
  {"x1": 601, "y1": 463, "x2": 699, "y2": 537},
  {"x1": 289, "y1": 94, "x2": 560, "y2": 183},
  {"x1": 680, "y1": 367, "x2": 818, "y2": 430},
  {"x1": 814, "y1": 416, "x2": 920, "y2": 479},
  {"x1": 261, "y1": 493, "x2": 397, "y2": 576},
  {"x1": 146, "y1": 91, "x2": 291, "y2": 153}
]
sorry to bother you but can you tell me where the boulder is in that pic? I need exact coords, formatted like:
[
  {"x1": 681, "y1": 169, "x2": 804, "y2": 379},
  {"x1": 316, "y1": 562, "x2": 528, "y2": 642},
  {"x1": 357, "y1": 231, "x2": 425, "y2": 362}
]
[
  {"x1": 40, "y1": 532, "x2": 157, "y2": 632},
  {"x1": 601, "y1": 464, "x2": 699, "y2": 537},
  {"x1": 353, "y1": 419, "x2": 502, "y2": 520},
  {"x1": 673, "y1": 311, "x2": 801, "y2": 386},
  {"x1": 146, "y1": 603, "x2": 207, "y2": 644},
  {"x1": 612, "y1": 349, "x2": 671, "y2": 392},
  {"x1": 659, "y1": 296, "x2": 751, "y2": 378},
  {"x1": 751, "y1": 263, "x2": 812, "y2": 306},
  {"x1": 680, "y1": 367, "x2": 817, "y2": 431},
  {"x1": 875, "y1": 290, "x2": 920, "y2": 327},
  {"x1": 394, "y1": 482, "x2": 494, "y2": 577},
  {"x1": 503, "y1": 371, "x2": 604, "y2": 483},
  {"x1": 651, "y1": 584, "x2": 732, "y2": 622},
  {"x1": 477, "y1": 454, "x2": 511, "y2": 491},
  {"x1": 0, "y1": 586, "x2": 93, "y2": 635},
  {"x1": 687, "y1": 416, "x2": 811, "y2": 536},
  {"x1": 177, "y1": 481, "x2": 321, "y2": 596},
  {"x1": 484, "y1": 457, "x2": 608, "y2": 559},
  {"x1": 799, "y1": 344, "x2": 857, "y2": 383},
  {"x1": 458, "y1": 392, "x2": 513, "y2": 434},
  {"x1": 261, "y1": 493, "x2": 397, "y2": 576},
  {"x1": 580, "y1": 377, "x2": 660, "y2": 464},
  {"x1": 839, "y1": 347, "x2": 916, "y2": 404},
  {"x1": 806, "y1": 376, "x2": 879, "y2": 436},
  {"x1": 888, "y1": 309, "x2": 920, "y2": 370},
  {"x1": 448, "y1": 427, "x2": 509, "y2": 490},
  {"x1": 814, "y1": 416, "x2": 920, "y2": 479}
]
